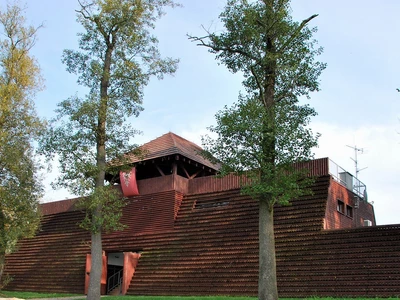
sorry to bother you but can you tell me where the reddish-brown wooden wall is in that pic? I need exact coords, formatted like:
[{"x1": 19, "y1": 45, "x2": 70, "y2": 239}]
[
  {"x1": 40, "y1": 198, "x2": 79, "y2": 215},
  {"x1": 5, "y1": 176, "x2": 399, "y2": 297},
  {"x1": 277, "y1": 225, "x2": 400, "y2": 297},
  {"x1": 4, "y1": 211, "x2": 90, "y2": 293},
  {"x1": 107, "y1": 190, "x2": 180, "y2": 236},
  {"x1": 292, "y1": 157, "x2": 330, "y2": 177},
  {"x1": 137, "y1": 174, "x2": 188, "y2": 195},
  {"x1": 324, "y1": 180, "x2": 375, "y2": 229},
  {"x1": 189, "y1": 173, "x2": 248, "y2": 194}
]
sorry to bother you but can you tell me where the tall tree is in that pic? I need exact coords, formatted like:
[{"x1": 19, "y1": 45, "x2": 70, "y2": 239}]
[
  {"x1": 39, "y1": 1, "x2": 178, "y2": 299},
  {"x1": 0, "y1": 3, "x2": 43, "y2": 287},
  {"x1": 190, "y1": 1, "x2": 325, "y2": 299}
]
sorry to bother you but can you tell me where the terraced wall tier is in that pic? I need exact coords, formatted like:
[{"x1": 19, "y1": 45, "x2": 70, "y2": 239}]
[
  {"x1": 5, "y1": 176, "x2": 400, "y2": 297},
  {"x1": 4, "y1": 211, "x2": 90, "y2": 293}
]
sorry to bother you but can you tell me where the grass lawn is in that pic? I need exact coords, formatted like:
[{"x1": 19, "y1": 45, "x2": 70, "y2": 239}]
[
  {"x1": 0, "y1": 291, "x2": 82, "y2": 299},
  {"x1": 1, "y1": 291, "x2": 399, "y2": 300}
]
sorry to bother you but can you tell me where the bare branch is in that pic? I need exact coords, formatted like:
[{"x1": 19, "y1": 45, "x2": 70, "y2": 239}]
[
  {"x1": 189, "y1": 34, "x2": 258, "y2": 62},
  {"x1": 278, "y1": 14, "x2": 318, "y2": 53}
]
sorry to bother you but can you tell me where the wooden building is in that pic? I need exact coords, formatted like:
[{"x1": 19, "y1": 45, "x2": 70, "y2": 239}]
[{"x1": 4, "y1": 132, "x2": 400, "y2": 297}]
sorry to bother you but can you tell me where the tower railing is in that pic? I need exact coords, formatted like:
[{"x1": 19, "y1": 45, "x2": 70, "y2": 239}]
[
  {"x1": 328, "y1": 159, "x2": 367, "y2": 201},
  {"x1": 107, "y1": 269, "x2": 123, "y2": 295}
]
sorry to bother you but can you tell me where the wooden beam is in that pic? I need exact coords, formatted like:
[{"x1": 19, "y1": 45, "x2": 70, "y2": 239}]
[
  {"x1": 155, "y1": 165, "x2": 165, "y2": 176},
  {"x1": 178, "y1": 163, "x2": 190, "y2": 178},
  {"x1": 189, "y1": 169, "x2": 202, "y2": 179}
]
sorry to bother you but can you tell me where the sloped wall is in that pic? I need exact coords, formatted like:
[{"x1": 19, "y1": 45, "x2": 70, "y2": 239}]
[
  {"x1": 112, "y1": 190, "x2": 177, "y2": 235},
  {"x1": 4, "y1": 211, "x2": 90, "y2": 293},
  {"x1": 4, "y1": 190, "x2": 181, "y2": 293},
  {"x1": 277, "y1": 225, "x2": 400, "y2": 297},
  {"x1": 5, "y1": 176, "x2": 400, "y2": 297},
  {"x1": 126, "y1": 177, "x2": 332, "y2": 296},
  {"x1": 126, "y1": 177, "x2": 400, "y2": 297}
]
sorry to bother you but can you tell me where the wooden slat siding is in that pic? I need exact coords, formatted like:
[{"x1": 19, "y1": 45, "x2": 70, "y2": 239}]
[
  {"x1": 39, "y1": 159, "x2": 328, "y2": 216},
  {"x1": 127, "y1": 177, "x2": 331, "y2": 296},
  {"x1": 292, "y1": 157, "x2": 329, "y2": 177},
  {"x1": 188, "y1": 158, "x2": 329, "y2": 195},
  {"x1": 6, "y1": 175, "x2": 400, "y2": 297},
  {"x1": 325, "y1": 179, "x2": 376, "y2": 229},
  {"x1": 40, "y1": 175, "x2": 186, "y2": 216},
  {"x1": 173, "y1": 174, "x2": 189, "y2": 194},
  {"x1": 106, "y1": 191, "x2": 178, "y2": 237},
  {"x1": 276, "y1": 225, "x2": 400, "y2": 297},
  {"x1": 188, "y1": 173, "x2": 250, "y2": 194},
  {"x1": 40, "y1": 198, "x2": 80, "y2": 216},
  {"x1": 4, "y1": 191, "x2": 182, "y2": 294},
  {"x1": 137, "y1": 174, "x2": 174, "y2": 194},
  {"x1": 4, "y1": 210, "x2": 90, "y2": 294},
  {"x1": 174, "y1": 192, "x2": 184, "y2": 220}
]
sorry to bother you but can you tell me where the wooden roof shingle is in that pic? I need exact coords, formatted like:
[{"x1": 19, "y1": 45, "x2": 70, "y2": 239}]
[{"x1": 122, "y1": 132, "x2": 219, "y2": 170}]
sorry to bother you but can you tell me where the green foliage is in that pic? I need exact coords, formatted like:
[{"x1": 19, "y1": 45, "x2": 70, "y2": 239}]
[
  {"x1": 203, "y1": 94, "x2": 318, "y2": 207},
  {"x1": 62, "y1": 0, "x2": 179, "y2": 112},
  {"x1": 39, "y1": 2, "x2": 179, "y2": 298},
  {"x1": 202, "y1": 0, "x2": 325, "y2": 102},
  {"x1": 193, "y1": 0, "x2": 324, "y2": 206},
  {"x1": 41, "y1": 0, "x2": 179, "y2": 198},
  {"x1": 191, "y1": 1, "x2": 325, "y2": 299},
  {"x1": 40, "y1": 93, "x2": 142, "y2": 196},
  {"x1": 0, "y1": 2, "x2": 44, "y2": 285},
  {"x1": 77, "y1": 185, "x2": 127, "y2": 233},
  {"x1": 39, "y1": 0, "x2": 179, "y2": 220}
]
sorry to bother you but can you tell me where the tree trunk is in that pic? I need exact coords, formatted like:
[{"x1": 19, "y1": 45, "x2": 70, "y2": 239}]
[
  {"x1": 87, "y1": 230, "x2": 102, "y2": 300},
  {"x1": 0, "y1": 254, "x2": 4, "y2": 287},
  {"x1": 0, "y1": 209, "x2": 5, "y2": 286},
  {"x1": 87, "y1": 38, "x2": 113, "y2": 300},
  {"x1": 258, "y1": 198, "x2": 278, "y2": 300}
]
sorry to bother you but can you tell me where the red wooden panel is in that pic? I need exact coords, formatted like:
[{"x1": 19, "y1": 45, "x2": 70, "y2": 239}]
[
  {"x1": 40, "y1": 198, "x2": 79, "y2": 215},
  {"x1": 84, "y1": 254, "x2": 107, "y2": 295},
  {"x1": 120, "y1": 167, "x2": 139, "y2": 197},
  {"x1": 122, "y1": 252, "x2": 141, "y2": 295},
  {"x1": 292, "y1": 157, "x2": 329, "y2": 177}
]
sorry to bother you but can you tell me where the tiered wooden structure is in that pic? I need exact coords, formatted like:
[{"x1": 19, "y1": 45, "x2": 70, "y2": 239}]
[{"x1": 5, "y1": 132, "x2": 400, "y2": 297}]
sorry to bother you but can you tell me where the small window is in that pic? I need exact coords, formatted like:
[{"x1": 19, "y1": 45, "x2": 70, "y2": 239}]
[
  {"x1": 346, "y1": 205, "x2": 353, "y2": 218},
  {"x1": 195, "y1": 198, "x2": 230, "y2": 209},
  {"x1": 337, "y1": 200, "x2": 344, "y2": 213}
]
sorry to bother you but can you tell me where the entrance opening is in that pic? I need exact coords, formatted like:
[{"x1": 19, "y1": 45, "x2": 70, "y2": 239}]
[
  {"x1": 107, "y1": 252, "x2": 124, "y2": 295},
  {"x1": 105, "y1": 251, "x2": 142, "y2": 295}
]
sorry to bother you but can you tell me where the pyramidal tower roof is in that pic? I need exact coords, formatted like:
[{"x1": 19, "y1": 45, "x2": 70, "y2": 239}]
[{"x1": 122, "y1": 132, "x2": 219, "y2": 170}]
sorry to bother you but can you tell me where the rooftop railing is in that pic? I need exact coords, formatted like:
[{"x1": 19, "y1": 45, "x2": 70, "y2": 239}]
[{"x1": 328, "y1": 159, "x2": 367, "y2": 201}]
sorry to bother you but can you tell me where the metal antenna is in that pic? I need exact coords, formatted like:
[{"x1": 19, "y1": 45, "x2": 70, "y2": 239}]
[{"x1": 346, "y1": 145, "x2": 367, "y2": 179}]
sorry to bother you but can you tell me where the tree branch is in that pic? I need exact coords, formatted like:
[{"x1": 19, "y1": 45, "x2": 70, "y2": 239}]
[
  {"x1": 250, "y1": 65, "x2": 264, "y2": 100},
  {"x1": 278, "y1": 14, "x2": 318, "y2": 53},
  {"x1": 189, "y1": 34, "x2": 258, "y2": 62}
]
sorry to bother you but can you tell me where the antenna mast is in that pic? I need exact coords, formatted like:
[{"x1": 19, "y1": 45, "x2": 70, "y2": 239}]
[{"x1": 346, "y1": 145, "x2": 367, "y2": 179}]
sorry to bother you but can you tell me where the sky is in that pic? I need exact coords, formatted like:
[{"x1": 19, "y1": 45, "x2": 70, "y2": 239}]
[{"x1": 10, "y1": 0, "x2": 400, "y2": 225}]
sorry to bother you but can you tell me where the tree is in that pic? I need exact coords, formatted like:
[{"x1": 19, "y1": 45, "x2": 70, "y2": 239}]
[
  {"x1": 0, "y1": 3, "x2": 44, "y2": 287},
  {"x1": 189, "y1": 1, "x2": 325, "y2": 299},
  {"x1": 39, "y1": 1, "x2": 179, "y2": 299}
]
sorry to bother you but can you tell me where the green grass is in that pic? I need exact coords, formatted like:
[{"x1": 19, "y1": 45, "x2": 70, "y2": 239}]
[
  {"x1": 106, "y1": 297, "x2": 256, "y2": 300},
  {"x1": 0, "y1": 291, "x2": 82, "y2": 299},
  {"x1": 0, "y1": 292, "x2": 399, "y2": 300}
]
